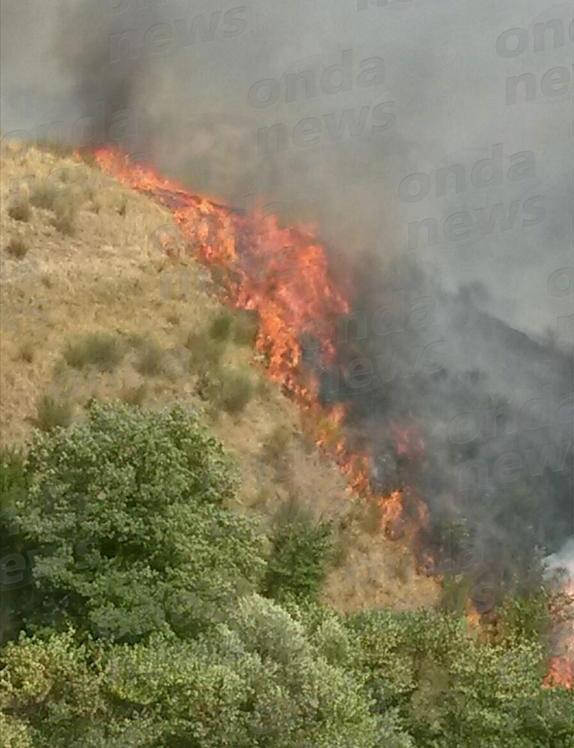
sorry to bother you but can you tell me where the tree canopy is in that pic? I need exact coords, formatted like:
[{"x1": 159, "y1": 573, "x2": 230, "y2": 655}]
[{"x1": 0, "y1": 403, "x2": 572, "y2": 746}]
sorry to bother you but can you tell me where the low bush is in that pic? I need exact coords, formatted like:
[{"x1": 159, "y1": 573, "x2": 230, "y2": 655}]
[
  {"x1": 208, "y1": 311, "x2": 234, "y2": 341},
  {"x1": 52, "y1": 194, "x2": 77, "y2": 235},
  {"x1": 134, "y1": 339, "x2": 165, "y2": 377},
  {"x1": 30, "y1": 180, "x2": 58, "y2": 210},
  {"x1": 262, "y1": 423, "x2": 291, "y2": 464},
  {"x1": 120, "y1": 382, "x2": 148, "y2": 407},
  {"x1": 33, "y1": 394, "x2": 73, "y2": 432},
  {"x1": 233, "y1": 310, "x2": 259, "y2": 346},
  {"x1": 5, "y1": 236, "x2": 28, "y2": 259},
  {"x1": 8, "y1": 200, "x2": 30, "y2": 223},
  {"x1": 217, "y1": 368, "x2": 254, "y2": 414},
  {"x1": 186, "y1": 330, "x2": 226, "y2": 372},
  {"x1": 31, "y1": 138, "x2": 76, "y2": 159},
  {"x1": 63, "y1": 333, "x2": 124, "y2": 372},
  {"x1": 263, "y1": 498, "x2": 333, "y2": 603},
  {"x1": 17, "y1": 341, "x2": 35, "y2": 363}
]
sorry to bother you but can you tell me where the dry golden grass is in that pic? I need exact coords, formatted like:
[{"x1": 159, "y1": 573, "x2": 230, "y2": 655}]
[{"x1": 0, "y1": 138, "x2": 439, "y2": 613}]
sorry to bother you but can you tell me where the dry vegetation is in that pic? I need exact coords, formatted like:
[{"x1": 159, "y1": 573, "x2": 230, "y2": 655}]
[{"x1": 0, "y1": 139, "x2": 438, "y2": 612}]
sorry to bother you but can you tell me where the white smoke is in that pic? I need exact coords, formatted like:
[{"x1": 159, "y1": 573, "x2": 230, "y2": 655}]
[{"x1": 546, "y1": 538, "x2": 574, "y2": 585}]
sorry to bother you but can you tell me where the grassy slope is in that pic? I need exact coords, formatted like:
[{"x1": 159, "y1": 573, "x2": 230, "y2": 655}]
[{"x1": 0, "y1": 139, "x2": 438, "y2": 612}]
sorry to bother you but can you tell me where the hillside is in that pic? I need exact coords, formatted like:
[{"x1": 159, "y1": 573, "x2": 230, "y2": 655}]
[{"x1": 0, "y1": 139, "x2": 438, "y2": 614}]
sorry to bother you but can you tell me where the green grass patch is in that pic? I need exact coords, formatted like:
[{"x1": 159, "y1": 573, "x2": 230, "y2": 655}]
[
  {"x1": 63, "y1": 333, "x2": 124, "y2": 372},
  {"x1": 33, "y1": 395, "x2": 73, "y2": 432}
]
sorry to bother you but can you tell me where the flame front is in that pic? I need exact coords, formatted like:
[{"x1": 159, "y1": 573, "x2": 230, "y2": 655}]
[
  {"x1": 92, "y1": 148, "x2": 573, "y2": 690},
  {"x1": 93, "y1": 147, "x2": 428, "y2": 538},
  {"x1": 544, "y1": 579, "x2": 574, "y2": 689}
]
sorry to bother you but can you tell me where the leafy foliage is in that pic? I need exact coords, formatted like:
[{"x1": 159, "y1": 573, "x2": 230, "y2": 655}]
[
  {"x1": 263, "y1": 499, "x2": 333, "y2": 603},
  {"x1": 32, "y1": 394, "x2": 73, "y2": 432},
  {"x1": 3, "y1": 403, "x2": 265, "y2": 643},
  {"x1": 345, "y1": 608, "x2": 574, "y2": 746},
  {"x1": 1, "y1": 404, "x2": 572, "y2": 747},
  {"x1": 63, "y1": 333, "x2": 124, "y2": 372},
  {"x1": 208, "y1": 311, "x2": 234, "y2": 341}
]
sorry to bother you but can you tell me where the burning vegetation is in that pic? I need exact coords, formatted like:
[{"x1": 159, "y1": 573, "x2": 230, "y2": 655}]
[
  {"x1": 1, "y1": 140, "x2": 573, "y2": 748},
  {"x1": 93, "y1": 147, "x2": 574, "y2": 689},
  {"x1": 94, "y1": 146, "x2": 429, "y2": 542}
]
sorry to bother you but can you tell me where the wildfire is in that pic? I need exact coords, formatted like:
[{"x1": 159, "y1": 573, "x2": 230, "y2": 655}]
[
  {"x1": 544, "y1": 657, "x2": 574, "y2": 690},
  {"x1": 91, "y1": 148, "x2": 574, "y2": 693},
  {"x1": 93, "y1": 148, "x2": 429, "y2": 543},
  {"x1": 465, "y1": 603, "x2": 482, "y2": 629},
  {"x1": 391, "y1": 422, "x2": 425, "y2": 460},
  {"x1": 544, "y1": 578, "x2": 574, "y2": 689}
]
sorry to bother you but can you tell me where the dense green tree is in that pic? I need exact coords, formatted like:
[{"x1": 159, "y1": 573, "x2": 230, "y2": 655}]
[
  {"x1": 2, "y1": 403, "x2": 266, "y2": 643},
  {"x1": 263, "y1": 499, "x2": 333, "y2": 604},
  {"x1": 345, "y1": 609, "x2": 574, "y2": 746},
  {"x1": 0, "y1": 403, "x2": 572, "y2": 747}
]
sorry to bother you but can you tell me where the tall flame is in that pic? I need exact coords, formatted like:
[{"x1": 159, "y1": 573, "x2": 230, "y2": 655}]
[
  {"x1": 92, "y1": 148, "x2": 573, "y2": 690},
  {"x1": 544, "y1": 579, "x2": 574, "y2": 690},
  {"x1": 93, "y1": 147, "x2": 427, "y2": 538}
]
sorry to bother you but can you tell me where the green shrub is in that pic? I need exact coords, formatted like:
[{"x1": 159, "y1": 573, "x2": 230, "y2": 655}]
[
  {"x1": 17, "y1": 341, "x2": 34, "y2": 363},
  {"x1": 33, "y1": 394, "x2": 73, "y2": 431},
  {"x1": 4, "y1": 403, "x2": 264, "y2": 643},
  {"x1": 63, "y1": 333, "x2": 124, "y2": 372},
  {"x1": 186, "y1": 330, "x2": 225, "y2": 372},
  {"x1": 217, "y1": 369, "x2": 253, "y2": 414},
  {"x1": 263, "y1": 499, "x2": 333, "y2": 603},
  {"x1": 30, "y1": 180, "x2": 58, "y2": 210},
  {"x1": 496, "y1": 590, "x2": 552, "y2": 646},
  {"x1": 52, "y1": 193, "x2": 77, "y2": 235},
  {"x1": 134, "y1": 339, "x2": 165, "y2": 376},
  {"x1": 233, "y1": 310, "x2": 258, "y2": 345},
  {"x1": 439, "y1": 573, "x2": 473, "y2": 615},
  {"x1": 5, "y1": 236, "x2": 28, "y2": 259},
  {"x1": 0, "y1": 601, "x2": 381, "y2": 748},
  {"x1": 209, "y1": 311, "x2": 234, "y2": 341},
  {"x1": 120, "y1": 382, "x2": 147, "y2": 407},
  {"x1": 0, "y1": 402, "x2": 572, "y2": 747},
  {"x1": 8, "y1": 200, "x2": 30, "y2": 223},
  {"x1": 262, "y1": 424, "x2": 291, "y2": 464},
  {"x1": 0, "y1": 447, "x2": 27, "y2": 515}
]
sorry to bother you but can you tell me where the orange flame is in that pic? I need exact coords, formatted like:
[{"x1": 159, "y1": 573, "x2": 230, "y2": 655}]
[
  {"x1": 544, "y1": 657, "x2": 574, "y2": 690},
  {"x1": 544, "y1": 578, "x2": 574, "y2": 689},
  {"x1": 93, "y1": 147, "x2": 429, "y2": 541},
  {"x1": 391, "y1": 422, "x2": 425, "y2": 460}
]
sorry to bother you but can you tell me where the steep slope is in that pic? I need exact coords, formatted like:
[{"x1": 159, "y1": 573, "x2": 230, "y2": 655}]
[{"x1": 0, "y1": 139, "x2": 438, "y2": 612}]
